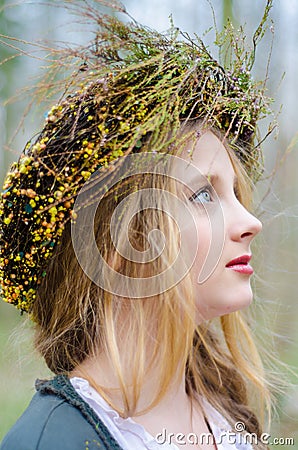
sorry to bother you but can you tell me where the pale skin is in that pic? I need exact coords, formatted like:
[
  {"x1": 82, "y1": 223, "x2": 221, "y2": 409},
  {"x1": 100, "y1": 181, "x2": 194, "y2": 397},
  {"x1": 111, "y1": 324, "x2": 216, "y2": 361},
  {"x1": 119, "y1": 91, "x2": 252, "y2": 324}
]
[
  {"x1": 71, "y1": 131, "x2": 262, "y2": 450},
  {"x1": 179, "y1": 131, "x2": 262, "y2": 322}
]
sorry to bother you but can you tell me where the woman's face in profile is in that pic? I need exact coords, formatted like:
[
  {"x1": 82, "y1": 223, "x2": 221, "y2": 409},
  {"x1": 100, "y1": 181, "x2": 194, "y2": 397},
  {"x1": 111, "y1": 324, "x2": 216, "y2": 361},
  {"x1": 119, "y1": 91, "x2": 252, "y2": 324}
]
[
  {"x1": 178, "y1": 131, "x2": 262, "y2": 322},
  {"x1": 70, "y1": 130, "x2": 261, "y2": 321}
]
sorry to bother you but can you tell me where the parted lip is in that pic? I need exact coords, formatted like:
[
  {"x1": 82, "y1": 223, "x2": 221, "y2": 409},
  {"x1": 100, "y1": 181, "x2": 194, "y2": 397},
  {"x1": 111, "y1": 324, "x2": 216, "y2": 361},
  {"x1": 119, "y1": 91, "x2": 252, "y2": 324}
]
[{"x1": 226, "y1": 254, "x2": 252, "y2": 267}]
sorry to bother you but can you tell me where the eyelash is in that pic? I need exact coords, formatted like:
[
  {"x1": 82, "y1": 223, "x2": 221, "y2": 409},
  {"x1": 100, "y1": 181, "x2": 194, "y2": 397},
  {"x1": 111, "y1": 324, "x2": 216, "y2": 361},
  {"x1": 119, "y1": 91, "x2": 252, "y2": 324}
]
[
  {"x1": 189, "y1": 185, "x2": 214, "y2": 204},
  {"x1": 189, "y1": 184, "x2": 240, "y2": 204}
]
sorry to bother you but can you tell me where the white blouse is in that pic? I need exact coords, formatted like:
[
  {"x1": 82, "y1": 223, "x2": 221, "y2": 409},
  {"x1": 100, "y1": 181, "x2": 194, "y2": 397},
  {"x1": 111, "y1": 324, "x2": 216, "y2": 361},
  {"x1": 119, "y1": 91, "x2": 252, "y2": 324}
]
[{"x1": 70, "y1": 377, "x2": 252, "y2": 450}]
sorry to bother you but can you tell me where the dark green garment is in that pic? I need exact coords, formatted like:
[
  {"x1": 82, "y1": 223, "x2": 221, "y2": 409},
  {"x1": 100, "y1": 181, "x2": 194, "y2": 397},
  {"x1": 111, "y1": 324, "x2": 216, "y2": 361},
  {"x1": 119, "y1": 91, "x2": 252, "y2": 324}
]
[{"x1": 0, "y1": 375, "x2": 124, "y2": 450}]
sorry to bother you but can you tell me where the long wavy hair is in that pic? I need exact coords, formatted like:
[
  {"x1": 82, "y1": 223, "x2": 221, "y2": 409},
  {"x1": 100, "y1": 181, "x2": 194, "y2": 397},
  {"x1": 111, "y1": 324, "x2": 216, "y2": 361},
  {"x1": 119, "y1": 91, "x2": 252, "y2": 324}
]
[{"x1": 32, "y1": 122, "x2": 271, "y2": 448}]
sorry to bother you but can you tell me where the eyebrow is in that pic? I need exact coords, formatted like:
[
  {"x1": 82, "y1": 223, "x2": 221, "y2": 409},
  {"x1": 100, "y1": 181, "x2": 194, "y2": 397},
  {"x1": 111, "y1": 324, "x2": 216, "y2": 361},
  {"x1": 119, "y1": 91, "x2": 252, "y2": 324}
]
[{"x1": 194, "y1": 172, "x2": 238, "y2": 187}]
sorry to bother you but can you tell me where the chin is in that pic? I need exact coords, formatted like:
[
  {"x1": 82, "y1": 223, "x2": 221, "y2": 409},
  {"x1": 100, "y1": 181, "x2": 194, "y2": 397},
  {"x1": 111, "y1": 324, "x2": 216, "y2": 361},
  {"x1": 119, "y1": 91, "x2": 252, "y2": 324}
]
[
  {"x1": 196, "y1": 288, "x2": 254, "y2": 322},
  {"x1": 224, "y1": 290, "x2": 254, "y2": 315}
]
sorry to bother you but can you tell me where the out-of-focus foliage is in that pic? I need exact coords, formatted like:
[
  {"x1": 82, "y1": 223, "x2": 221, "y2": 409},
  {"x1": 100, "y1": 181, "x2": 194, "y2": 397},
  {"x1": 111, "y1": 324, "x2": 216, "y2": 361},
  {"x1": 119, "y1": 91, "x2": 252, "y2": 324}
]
[{"x1": 0, "y1": 0, "x2": 22, "y2": 179}]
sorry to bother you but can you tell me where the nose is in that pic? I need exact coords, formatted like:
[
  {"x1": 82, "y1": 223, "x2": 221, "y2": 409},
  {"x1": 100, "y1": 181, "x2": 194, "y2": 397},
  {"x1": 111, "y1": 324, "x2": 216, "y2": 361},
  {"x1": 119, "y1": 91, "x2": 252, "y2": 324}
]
[{"x1": 227, "y1": 199, "x2": 262, "y2": 242}]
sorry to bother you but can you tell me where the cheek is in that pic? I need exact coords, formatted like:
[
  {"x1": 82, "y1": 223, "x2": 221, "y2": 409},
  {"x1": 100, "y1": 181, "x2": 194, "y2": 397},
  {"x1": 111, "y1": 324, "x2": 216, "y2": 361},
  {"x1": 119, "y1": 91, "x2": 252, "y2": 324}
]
[
  {"x1": 192, "y1": 206, "x2": 225, "y2": 284},
  {"x1": 183, "y1": 216, "x2": 212, "y2": 281},
  {"x1": 195, "y1": 224, "x2": 211, "y2": 273},
  {"x1": 178, "y1": 205, "x2": 225, "y2": 285}
]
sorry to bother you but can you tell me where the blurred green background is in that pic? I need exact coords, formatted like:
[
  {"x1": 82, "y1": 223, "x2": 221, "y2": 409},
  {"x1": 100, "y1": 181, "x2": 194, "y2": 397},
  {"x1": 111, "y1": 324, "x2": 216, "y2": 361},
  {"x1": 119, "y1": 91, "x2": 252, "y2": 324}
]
[{"x1": 0, "y1": 0, "x2": 297, "y2": 447}]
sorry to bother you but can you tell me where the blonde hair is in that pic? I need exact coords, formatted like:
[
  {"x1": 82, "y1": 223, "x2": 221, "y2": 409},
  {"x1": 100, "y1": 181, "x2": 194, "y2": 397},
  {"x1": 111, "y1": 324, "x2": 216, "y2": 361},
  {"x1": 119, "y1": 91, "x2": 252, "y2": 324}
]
[{"x1": 32, "y1": 124, "x2": 271, "y2": 447}]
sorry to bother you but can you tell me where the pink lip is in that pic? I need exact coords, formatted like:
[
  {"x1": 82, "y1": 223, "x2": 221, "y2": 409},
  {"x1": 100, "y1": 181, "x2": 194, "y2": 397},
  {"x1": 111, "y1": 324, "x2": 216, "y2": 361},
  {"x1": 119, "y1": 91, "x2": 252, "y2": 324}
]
[{"x1": 226, "y1": 255, "x2": 253, "y2": 275}]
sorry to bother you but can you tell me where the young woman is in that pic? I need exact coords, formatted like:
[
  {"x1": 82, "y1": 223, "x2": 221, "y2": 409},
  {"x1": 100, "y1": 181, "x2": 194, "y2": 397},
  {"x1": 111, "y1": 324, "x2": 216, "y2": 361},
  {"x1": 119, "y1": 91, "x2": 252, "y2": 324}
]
[{"x1": 0, "y1": 1, "x2": 276, "y2": 449}]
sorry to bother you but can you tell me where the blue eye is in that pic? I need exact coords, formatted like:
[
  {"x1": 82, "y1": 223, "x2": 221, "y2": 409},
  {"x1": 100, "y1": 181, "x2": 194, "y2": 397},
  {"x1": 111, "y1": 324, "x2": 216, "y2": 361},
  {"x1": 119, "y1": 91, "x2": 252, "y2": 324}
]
[{"x1": 190, "y1": 187, "x2": 213, "y2": 204}]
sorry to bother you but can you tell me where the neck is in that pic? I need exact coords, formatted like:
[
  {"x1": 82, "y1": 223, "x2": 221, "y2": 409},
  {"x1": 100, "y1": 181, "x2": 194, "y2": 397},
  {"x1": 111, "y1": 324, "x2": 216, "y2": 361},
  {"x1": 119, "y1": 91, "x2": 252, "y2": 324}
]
[
  {"x1": 70, "y1": 351, "x2": 211, "y2": 445},
  {"x1": 70, "y1": 350, "x2": 191, "y2": 418}
]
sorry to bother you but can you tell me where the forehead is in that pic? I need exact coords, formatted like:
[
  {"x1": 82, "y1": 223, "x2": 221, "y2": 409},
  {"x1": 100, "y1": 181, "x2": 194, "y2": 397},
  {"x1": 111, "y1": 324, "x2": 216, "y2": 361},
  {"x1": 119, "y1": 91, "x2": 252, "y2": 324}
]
[{"x1": 179, "y1": 131, "x2": 235, "y2": 180}]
